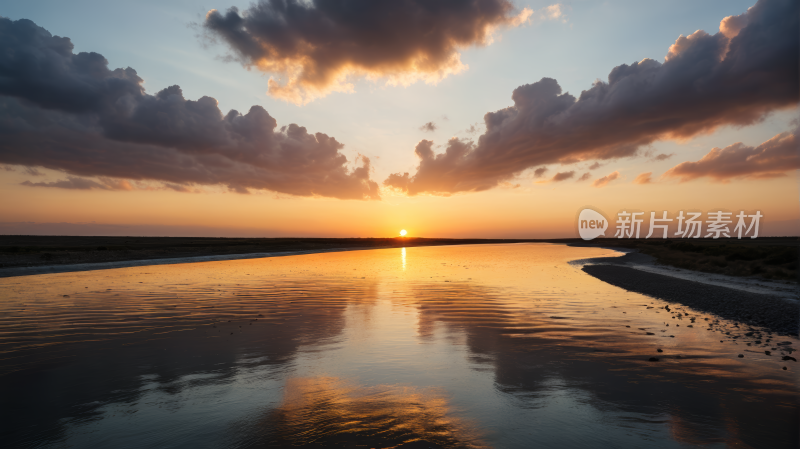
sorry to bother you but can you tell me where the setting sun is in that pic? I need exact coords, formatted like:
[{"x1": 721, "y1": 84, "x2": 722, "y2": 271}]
[{"x1": 399, "y1": 229, "x2": 407, "y2": 236}]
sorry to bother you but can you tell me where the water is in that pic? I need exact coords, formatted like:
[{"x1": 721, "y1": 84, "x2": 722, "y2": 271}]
[{"x1": 0, "y1": 244, "x2": 797, "y2": 448}]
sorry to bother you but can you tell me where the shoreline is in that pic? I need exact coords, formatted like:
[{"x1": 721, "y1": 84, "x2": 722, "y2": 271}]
[
  {"x1": 570, "y1": 248, "x2": 798, "y2": 301},
  {"x1": 575, "y1": 249, "x2": 799, "y2": 336},
  {"x1": 0, "y1": 246, "x2": 385, "y2": 278}
]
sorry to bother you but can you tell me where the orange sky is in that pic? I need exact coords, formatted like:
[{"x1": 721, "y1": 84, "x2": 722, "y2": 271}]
[
  {"x1": 0, "y1": 0, "x2": 797, "y2": 238},
  {"x1": 1, "y1": 165, "x2": 796, "y2": 237}
]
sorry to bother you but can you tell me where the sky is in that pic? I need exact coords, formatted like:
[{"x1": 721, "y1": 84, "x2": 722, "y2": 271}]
[{"x1": 0, "y1": 0, "x2": 797, "y2": 238}]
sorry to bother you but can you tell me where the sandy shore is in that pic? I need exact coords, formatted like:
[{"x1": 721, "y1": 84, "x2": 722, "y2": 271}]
[
  {"x1": 575, "y1": 249, "x2": 799, "y2": 336},
  {"x1": 571, "y1": 249, "x2": 798, "y2": 300}
]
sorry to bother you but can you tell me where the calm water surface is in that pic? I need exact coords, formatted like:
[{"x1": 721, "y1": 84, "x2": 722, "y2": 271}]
[{"x1": 1, "y1": 244, "x2": 797, "y2": 448}]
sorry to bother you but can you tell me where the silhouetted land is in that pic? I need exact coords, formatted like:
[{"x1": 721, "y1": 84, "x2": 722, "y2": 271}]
[
  {"x1": 0, "y1": 235, "x2": 796, "y2": 281},
  {"x1": 579, "y1": 237, "x2": 798, "y2": 281}
]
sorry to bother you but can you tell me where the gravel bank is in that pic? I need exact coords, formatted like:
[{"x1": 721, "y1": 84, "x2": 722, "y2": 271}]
[{"x1": 582, "y1": 264, "x2": 799, "y2": 336}]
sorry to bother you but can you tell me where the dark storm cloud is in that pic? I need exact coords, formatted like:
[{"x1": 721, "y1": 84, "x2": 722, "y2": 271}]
[
  {"x1": 3, "y1": 165, "x2": 43, "y2": 176},
  {"x1": 420, "y1": 122, "x2": 437, "y2": 132},
  {"x1": 384, "y1": 0, "x2": 798, "y2": 195},
  {"x1": 203, "y1": 0, "x2": 532, "y2": 104},
  {"x1": 0, "y1": 18, "x2": 379, "y2": 199},
  {"x1": 662, "y1": 129, "x2": 799, "y2": 181}
]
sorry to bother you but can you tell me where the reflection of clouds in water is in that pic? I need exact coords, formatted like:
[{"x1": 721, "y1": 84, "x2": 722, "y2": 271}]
[
  {"x1": 1, "y1": 244, "x2": 797, "y2": 448},
  {"x1": 402, "y1": 280, "x2": 798, "y2": 448},
  {"x1": 0, "y1": 276, "x2": 380, "y2": 447},
  {"x1": 251, "y1": 377, "x2": 486, "y2": 448}
]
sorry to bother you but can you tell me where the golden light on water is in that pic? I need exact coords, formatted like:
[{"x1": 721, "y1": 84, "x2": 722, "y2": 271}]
[{"x1": 400, "y1": 229, "x2": 407, "y2": 236}]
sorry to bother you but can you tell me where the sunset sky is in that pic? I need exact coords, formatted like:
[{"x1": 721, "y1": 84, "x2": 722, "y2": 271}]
[{"x1": 0, "y1": 0, "x2": 797, "y2": 238}]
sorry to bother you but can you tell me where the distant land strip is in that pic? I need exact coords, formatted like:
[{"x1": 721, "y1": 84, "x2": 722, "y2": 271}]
[{"x1": 0, "y1": 236, "x2": 572, "y2": 278}]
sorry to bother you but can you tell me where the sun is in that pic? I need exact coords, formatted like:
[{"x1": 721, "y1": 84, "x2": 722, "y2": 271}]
[{"x1": 399, "y1": 229, "x2": 407, "y2": 237}]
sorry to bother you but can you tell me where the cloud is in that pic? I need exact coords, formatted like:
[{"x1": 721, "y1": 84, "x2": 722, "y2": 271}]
[
  {"x1": 20, "y1": 176, "x2": 133, "y2": 190},
  {"x1": 0, "y1": 18, "x2": 379, "y2": 200},
  {"x1": 588, "y1": 162, "x2": 601, "y2": 170},
  {"x1": 662, "y1": 129, "x2": 799, "y2": 181},
  {"x1": 577, "y1": 172, "x2": 591, "y2": 182},
  {"x1": 163, "y1": 183, "x2": 194, "y2": 193},
  {"x1": 592, "y1": 171, "x2": 620, "y2": 188},
  {"x1": 550, "y1": 171, "x2": 575, "y2": 182},
  {"x1": 203, "y1": 0, "x2": 534, "y2": 104},
  {"x1": 535, "y1": 4, "x2": 568, "y2": 23},
  {"x1": 420, "y1": 122, "x2": 437, "y2": 132},
  {"x1": 651, "y1": 153, "x2": 674, "y2": 161},
  {"x1": 633, "y1": 172, "x2": 653, "y2": 184},
  {"x1": 22, "y1": 166, "x2": 44, "y2": 176},
  {"x1": 533, "y1": 167, "x2": 548, "y2": 178},
  {"x1": 384, "y1": 0, "x2": 799, "y2": 195}
]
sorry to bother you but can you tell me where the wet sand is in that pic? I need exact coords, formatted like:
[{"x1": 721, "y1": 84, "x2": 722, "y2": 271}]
[
  {"x1": 577, "y1": 248, "x2": 798, "y2": 336},
  {"x1": 582, "y1": 264, "x2": 799, "y2": 336}
]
